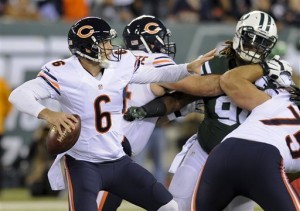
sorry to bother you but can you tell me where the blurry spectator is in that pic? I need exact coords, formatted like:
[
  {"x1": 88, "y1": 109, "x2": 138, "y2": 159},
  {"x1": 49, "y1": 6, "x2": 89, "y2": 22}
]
[
  {"x1": 3, "y1": 0, "x2": 40, "y2": 20},
  {"x1": 285, "y1": 0, "x2": 300, "y2": 25},
  {"x1": 167, "y1": 0, "x2": 200, "y2": 23},
  {"x1": 0, "y1": 0, "x2": 7, "y2": 16},
  {"x1": 252, "y1": 0, "x2": 272, "y2": 11},
  {"x1": 25, "y1": 124, "x2": 60, "y2": 196},
  {"x1": 62, "y1": 0, "x2": 89, "y2": 21},
  {"x1": 142, "y1": 0, "x2": 174, "y2": 19},
  {"x1": 229, "y1": 0, "x2": 252, "y2": 20},
  {"x1": 36, "y1": 0, "x2": 62, "y2": 21},
  {"x1": 270, "y1": 0, "x2": 288, "y2": 22},
  {"x1": 91, "y1": 0, "x2": 141, "y2": 22},
  {"x1": 0, "y1": 77, "x2": 12, "y2": 191}
]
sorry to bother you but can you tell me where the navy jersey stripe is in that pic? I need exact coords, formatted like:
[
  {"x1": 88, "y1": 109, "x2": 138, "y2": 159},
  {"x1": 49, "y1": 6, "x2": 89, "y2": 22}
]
[
  {"x1": 155, "y1": 63, "x2": 175, "y2": 68},
  {"x1": 154, "y1": 56, "x2": 171, "y2": 60},
  {"x1": 42, "y1": 67, "x2": 58, "y2": 81}
]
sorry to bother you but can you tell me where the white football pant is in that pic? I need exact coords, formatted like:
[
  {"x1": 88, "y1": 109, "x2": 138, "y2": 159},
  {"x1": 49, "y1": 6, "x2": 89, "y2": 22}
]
[{"x1": 168, "y1": 134, "x2": 255, "y2": 211}]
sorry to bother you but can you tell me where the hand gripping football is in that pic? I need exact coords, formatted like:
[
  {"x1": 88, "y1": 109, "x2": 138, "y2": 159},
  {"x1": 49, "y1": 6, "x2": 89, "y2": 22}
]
[{"x1": 46, "y1": 114, "x2": 81, "y2": 155}]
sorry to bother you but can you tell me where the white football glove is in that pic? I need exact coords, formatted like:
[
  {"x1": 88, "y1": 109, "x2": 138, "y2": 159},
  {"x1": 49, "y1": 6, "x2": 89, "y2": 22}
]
[
  {"x1": 275, "y1": 71, "x2": 295, "y2": 87},
  {"x1": 260, "y1": 55, "x2": 293, "y2": 87}
]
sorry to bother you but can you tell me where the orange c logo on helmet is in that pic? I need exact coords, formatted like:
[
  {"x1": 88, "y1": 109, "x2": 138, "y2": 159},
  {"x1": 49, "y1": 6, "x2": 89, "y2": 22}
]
[
  {"x1": 77, "y1": 25, "x2": 94, "y2": 38},
  {"x1": 144, "y1": 22, "x2": 161, "y2": 35}
]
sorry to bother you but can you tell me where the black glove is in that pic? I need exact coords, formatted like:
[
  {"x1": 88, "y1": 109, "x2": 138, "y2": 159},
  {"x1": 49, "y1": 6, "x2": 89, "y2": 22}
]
[
  {"x1": 288, "y1": 85, "x2": 300, "y2": 106},
  {"x1": 123, "y1": 106, "x2": 147, "y2": 122}
]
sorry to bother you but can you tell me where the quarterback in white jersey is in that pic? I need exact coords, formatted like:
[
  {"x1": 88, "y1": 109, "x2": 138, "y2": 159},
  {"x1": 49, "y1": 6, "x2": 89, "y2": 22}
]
[
  {"x1": 193, "y1": 54, "x2": 300, "y2": 210},
  {"x1": 9, "y1": 17, "x2": 215, "y2": 211}
]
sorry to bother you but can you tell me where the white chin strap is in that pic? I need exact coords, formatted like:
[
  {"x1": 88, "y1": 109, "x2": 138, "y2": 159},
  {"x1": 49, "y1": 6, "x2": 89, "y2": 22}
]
[{"x1": 76, "y1": 51, "x2": 100, "y2": 62}]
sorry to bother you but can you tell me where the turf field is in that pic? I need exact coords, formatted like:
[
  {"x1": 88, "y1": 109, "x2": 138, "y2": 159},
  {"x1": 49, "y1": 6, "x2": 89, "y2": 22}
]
[
  {"x1": 0, "y1": 188, "x2": 141, "y2": 211},
  {"x1": 0, "y1": 188, "x2": 263, "y2": 211}
]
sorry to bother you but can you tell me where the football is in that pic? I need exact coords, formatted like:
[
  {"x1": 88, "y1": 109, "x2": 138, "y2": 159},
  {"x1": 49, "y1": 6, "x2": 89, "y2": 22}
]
[{"x1": 46, "y1": 114, "x2": 81, "y2": 155}]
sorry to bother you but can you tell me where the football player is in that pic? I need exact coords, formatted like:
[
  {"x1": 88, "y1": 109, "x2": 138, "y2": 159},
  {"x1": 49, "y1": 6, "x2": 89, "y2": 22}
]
[
  {"x1": 8, "y1": 17, "x2": 215, "y2": 211},
  {"x1": 194, "y1": 53, "x2": 300, "y2": 210},
  {"x1": 97, "y1": 15, "x2": 220, "y2": 210},
  {"x1": 124, "y1": 10, "x2": 295, "y2": 211}
]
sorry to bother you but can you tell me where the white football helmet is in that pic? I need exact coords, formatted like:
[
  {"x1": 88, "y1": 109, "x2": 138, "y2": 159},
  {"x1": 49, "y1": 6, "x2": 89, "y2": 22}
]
[{"x1": 233, "y1": 10, "x2": 278, "y2": 63}]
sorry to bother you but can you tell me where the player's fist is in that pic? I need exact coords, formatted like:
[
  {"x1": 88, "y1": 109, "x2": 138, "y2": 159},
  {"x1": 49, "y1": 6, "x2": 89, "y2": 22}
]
[
  {"x1": 123, "y1": 106, "x2": 147, "y2": 122},
  {"x1": 260, "y1": 55, "x2": 293, "y2": 80}
]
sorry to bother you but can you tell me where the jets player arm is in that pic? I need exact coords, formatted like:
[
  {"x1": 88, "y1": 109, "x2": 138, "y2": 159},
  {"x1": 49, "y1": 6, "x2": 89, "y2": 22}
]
[
  {"x1": 130, "y1": 49, "x2": 216, "y2": 83},
  {"x1": 159, "y1": 74, "x2": 222, "y2": 97},
  {"x1": 220, "y1": 64, "x2": 271, "y2": 111}
]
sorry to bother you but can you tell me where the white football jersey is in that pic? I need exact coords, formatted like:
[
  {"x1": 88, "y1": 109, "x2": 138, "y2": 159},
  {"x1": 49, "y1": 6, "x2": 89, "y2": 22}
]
[
  {"x1": 38, "y1": 54, "x2": 138, "y2": 162},
  {"x1": 123, "y1": 50, "x2": 178, "y2": 156},
  {"x1": 225, "y1": 91, "x2": 300, "y2": 172},
  {"x1": 123, "y1": 83, "x2": 158, "y2": 156}
]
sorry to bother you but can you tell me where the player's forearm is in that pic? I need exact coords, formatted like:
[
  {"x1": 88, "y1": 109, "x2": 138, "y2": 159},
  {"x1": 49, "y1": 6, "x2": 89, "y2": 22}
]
[
  {"x1": 142, "y1": 92, "x2": 198, "y2": 118},
  {"x1": 131, "y1": 64, "x2": 190, "y2": 84},
  {"x1": 220, "y1": 65, "x2": 270, "y2": 111},
  {"x1": 161, "y1": 74, "x2": 222, "y2": 97}
]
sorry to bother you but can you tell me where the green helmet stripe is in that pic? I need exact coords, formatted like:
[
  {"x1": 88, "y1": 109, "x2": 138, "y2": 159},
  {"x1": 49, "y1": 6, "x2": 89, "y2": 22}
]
[
  {"x1": 259, "y1": 12, "x2": 265, "y2": 29},
  {"x1": 266, "y1": 15, "x2": 272, "y2": 32}
]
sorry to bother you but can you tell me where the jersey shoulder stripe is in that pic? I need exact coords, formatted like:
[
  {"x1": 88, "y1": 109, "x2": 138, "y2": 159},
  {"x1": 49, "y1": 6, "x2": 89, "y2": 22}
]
[
  {"x1": 153, "y1": 55, "x2": 175, "y2": 68},
  {"x1": 37, "y1": 69, "x2": 60, "y2": 95}
]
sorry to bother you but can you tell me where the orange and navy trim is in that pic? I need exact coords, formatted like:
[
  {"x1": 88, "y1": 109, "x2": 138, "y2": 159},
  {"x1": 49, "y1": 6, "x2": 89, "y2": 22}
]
[
  {"x1": 64, "y1": 157, "x2": 75, "y2": 211},
  {"x1": 261, "y1": 105, "x2": 300, "y2": 126},
  {"x1": 37, "y1": 67, "x2": 61, "y2": 95},
  {"x1": 97, "y1": 191, "x2": 109, "y2": 211},
  {"x1": 153, "y1": 56, "x2": 175, "y2": 68}
]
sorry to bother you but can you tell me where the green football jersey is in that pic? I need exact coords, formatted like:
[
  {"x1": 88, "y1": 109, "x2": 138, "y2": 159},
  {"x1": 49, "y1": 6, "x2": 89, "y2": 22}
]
[{"x1": 197, "y1": 56, "x2": 250, "y2": 153}]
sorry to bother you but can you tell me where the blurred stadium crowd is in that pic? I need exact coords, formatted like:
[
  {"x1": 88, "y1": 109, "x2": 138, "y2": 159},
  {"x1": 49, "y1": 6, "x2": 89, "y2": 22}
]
[{"x1": 0, "y1": 0, "x2": 300, "y2": 25}]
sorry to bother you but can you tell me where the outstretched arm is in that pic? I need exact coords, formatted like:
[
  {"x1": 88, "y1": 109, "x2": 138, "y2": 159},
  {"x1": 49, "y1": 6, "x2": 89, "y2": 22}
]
[
  {"x1": 220, "y1": 64, "x2": 270, "y2": 111},
  {"x1": 123, "y1": 92, "x2": 199, "y2": 121},
  {"x1": 131, "y1": 49, "x2": 217, "y2": 84},
  {"x1": 159, "y1": 74, "x2": 222, "y2": 96},
  {"x1": 220, "y1": 57, "x2": 295, "y2": 111}
]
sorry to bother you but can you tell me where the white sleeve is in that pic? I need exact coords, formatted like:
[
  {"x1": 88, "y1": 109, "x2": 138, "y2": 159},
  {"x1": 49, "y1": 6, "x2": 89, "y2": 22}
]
[
  {"x1": 9, "y1": 78, "x2": 52, "y2": 118},
  {"x1": 130, "y1": 63, "x2": 189, "y2": 83}
]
